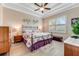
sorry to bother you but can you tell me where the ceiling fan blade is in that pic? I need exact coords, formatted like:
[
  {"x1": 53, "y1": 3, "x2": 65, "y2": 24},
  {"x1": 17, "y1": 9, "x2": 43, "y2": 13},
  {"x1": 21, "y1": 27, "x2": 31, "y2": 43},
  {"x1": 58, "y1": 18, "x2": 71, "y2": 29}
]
[
  {"x1": 44, "y1": 3, "x2": 48, "y2": 6},
  {"x1": 34, "y1": 3, "x2": 41, "y2": 7},
  {"x1": 34, "y1": 9, "x2": 39, "y2": 11},
  {"x1": 45, "y1": 8, "x2": 51, "y2": 10}
]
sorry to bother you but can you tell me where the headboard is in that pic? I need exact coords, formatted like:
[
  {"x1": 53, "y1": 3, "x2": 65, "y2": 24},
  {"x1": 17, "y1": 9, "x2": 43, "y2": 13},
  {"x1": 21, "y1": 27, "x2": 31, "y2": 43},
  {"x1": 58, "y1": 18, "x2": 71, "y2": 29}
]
[{"x1": 22, "y1": 25, "x2": 38, "y2": 33}]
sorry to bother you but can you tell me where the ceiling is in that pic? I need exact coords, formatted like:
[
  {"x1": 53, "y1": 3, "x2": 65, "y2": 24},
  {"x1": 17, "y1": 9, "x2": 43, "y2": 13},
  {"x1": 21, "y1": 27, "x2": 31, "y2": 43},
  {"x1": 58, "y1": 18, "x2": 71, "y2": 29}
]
[{"x1": 2, "y1": 3, "x2": 79, "y2": 18}]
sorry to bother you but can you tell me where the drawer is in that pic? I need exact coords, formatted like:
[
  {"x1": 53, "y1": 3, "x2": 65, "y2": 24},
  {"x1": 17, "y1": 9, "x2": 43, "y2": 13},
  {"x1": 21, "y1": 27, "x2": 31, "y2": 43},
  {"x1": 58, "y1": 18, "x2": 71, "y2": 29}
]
[
  {"x1": 15, "y1": 37, "x2": 22, "y2": 40},
  {"x1": 14, "y1": 36, "x2": 22, "y2": 39}
]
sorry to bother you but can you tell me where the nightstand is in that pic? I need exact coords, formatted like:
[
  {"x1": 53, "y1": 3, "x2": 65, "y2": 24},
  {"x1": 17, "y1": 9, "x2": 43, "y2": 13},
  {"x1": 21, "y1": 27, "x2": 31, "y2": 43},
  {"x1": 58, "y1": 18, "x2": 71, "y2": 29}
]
[{"x1": 14, "y1": 35, "x2": 23, "y2": 43}]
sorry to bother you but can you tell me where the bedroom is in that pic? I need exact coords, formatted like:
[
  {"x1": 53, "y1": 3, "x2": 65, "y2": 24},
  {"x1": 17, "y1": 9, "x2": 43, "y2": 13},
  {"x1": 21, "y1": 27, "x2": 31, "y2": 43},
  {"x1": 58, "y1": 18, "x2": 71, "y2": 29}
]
[{"x1": 0, "y1": 3, "x2": 79, "y2": 56}]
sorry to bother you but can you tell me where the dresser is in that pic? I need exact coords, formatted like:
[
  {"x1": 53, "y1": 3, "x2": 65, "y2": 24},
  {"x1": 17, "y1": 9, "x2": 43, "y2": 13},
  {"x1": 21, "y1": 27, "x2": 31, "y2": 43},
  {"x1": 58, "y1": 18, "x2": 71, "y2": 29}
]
[
  {"x1": 64, "y1": 37, "x2": 79, "y2": 56},
  {"x1": 0, "y1": 26, "x2": 10, "y2": 54},
  {"x1": 64, "y1": 43, "x2": 79, "y2": 56}
]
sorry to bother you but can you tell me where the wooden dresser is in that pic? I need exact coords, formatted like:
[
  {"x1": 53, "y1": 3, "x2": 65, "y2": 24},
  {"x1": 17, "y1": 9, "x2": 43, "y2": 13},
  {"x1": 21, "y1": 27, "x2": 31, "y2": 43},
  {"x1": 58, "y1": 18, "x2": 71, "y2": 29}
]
[
  {"x1": 64, "y1": 43, "x2": 79, "y2": 56},
  {"x1": 0, "y1": 26, "x2": 10, "y2": 55},
  {"x1": 64, "y1": 37, "x2": 79, "y2": 56}
]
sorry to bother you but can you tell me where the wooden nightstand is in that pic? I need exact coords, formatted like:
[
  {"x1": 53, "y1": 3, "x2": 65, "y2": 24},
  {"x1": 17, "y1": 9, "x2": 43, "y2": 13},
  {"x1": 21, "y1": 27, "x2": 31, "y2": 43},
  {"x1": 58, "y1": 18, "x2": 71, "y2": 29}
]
[{"x1": 14, "y1": 35, "x2": 23, "y2": 43}]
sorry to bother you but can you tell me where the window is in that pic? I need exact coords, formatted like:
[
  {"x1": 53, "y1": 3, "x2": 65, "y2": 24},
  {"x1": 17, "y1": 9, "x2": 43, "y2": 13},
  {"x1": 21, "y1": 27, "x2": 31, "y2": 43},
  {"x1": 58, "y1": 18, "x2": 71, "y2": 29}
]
[
  {"x1": 48, "y1": 16, "x2": 67, "y2": 33},
  {"x1": 56, "y1": 16, "x2": 66, "y2": 25}
]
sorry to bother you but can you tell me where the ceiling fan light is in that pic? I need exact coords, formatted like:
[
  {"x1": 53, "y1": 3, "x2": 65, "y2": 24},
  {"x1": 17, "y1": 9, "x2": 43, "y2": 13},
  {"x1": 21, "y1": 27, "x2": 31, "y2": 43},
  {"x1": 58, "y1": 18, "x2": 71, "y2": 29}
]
[{"x1": 40, "y1": 7, "x2": 44, "y2": 11}]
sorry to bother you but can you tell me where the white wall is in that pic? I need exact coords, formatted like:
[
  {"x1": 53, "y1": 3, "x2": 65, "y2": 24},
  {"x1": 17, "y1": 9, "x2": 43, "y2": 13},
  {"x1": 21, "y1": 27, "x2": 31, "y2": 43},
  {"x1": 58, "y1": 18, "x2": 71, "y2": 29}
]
[
  {"x1": 2, "y1": 7, "x2": 42, "y2": 43},
  {"x1": 0, "y1": 5, "x2": 3, "y2": 26}
]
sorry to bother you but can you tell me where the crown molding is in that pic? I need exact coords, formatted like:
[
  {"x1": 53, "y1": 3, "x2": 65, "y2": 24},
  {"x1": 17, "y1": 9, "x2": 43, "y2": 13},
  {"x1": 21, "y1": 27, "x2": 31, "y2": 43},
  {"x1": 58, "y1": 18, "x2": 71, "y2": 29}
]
[
  {"x1": 1, "y1": 3, "x2": 79, "y2": 19},
  {"x1": 2, "y1": 3, "x2": 42, "y2": 18},
  {"x1": 43, "y1": 4, "x2": 79, "y2": 18}
]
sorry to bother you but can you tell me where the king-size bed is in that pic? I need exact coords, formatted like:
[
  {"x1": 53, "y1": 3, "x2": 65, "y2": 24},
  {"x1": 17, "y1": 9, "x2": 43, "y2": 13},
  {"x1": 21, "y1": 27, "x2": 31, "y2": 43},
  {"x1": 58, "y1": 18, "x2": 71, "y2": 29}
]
[{"x1": 22, "y1": 25, "x2": 53, "y2": 52}]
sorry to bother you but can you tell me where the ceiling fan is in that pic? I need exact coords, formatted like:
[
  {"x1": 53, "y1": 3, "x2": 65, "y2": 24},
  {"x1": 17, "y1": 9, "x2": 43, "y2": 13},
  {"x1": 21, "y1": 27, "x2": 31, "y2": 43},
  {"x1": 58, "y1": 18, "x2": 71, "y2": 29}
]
[{"x1": 34, "y1": 3, "x2": 51, "y2": 13}]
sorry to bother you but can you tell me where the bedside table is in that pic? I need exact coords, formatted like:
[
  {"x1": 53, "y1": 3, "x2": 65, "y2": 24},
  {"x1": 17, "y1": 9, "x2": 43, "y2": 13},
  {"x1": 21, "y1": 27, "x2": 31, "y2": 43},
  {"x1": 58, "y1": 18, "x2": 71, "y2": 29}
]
[{"x1": 14, "y1": 35, "x2": 23, "y2": 43}]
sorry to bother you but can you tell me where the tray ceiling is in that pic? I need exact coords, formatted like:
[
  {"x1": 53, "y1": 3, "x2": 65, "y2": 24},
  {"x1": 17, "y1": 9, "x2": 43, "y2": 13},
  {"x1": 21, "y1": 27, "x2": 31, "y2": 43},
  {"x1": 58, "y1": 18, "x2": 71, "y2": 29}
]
[{"x1": 2, "y1": 3, "x2": 79, "y2": 18}]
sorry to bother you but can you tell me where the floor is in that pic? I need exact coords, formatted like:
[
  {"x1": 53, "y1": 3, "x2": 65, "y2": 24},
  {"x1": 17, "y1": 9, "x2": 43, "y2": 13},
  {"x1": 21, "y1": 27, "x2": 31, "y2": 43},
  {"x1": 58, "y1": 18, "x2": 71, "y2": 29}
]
[{"x1": 7, "y1": 40, "x2": 64, "y2": 56}]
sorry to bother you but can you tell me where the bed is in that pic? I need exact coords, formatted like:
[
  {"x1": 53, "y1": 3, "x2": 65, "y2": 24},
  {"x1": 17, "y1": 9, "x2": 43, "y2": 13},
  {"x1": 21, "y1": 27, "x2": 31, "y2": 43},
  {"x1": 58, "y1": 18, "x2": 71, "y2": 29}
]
[{"x1": 22, "y1": 25, "x2": 53, "y2": 51}]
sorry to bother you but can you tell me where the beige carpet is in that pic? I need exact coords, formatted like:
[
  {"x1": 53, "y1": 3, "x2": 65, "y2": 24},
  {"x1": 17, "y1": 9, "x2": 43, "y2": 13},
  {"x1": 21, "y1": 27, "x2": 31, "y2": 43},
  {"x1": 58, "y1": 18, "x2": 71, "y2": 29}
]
[{"x1": 9, "y1": 40, "x2": 64, "y2": 56}]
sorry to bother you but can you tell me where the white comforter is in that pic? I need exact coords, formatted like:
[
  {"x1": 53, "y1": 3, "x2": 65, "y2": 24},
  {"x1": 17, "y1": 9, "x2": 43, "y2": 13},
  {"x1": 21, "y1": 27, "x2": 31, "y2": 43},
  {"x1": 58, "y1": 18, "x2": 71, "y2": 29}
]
[{"x1": 23, "y1": 32, "x2": 52, "y2": 47}]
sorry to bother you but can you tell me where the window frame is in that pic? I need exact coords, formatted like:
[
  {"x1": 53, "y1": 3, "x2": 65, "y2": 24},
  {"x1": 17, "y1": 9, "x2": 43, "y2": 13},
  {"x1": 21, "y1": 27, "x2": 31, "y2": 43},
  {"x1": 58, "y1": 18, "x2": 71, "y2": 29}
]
[{"x1": 48, "y1": 15, "x2": 67, "y2": 33}]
